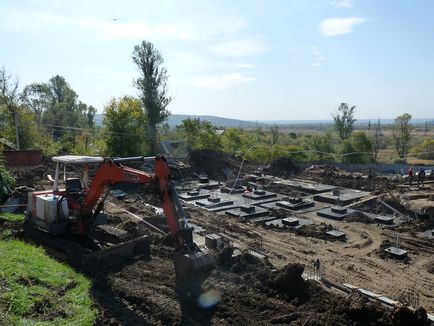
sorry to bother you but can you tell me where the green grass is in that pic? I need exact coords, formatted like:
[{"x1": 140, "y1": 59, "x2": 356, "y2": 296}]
[
  {"x1": 0, "y1": 213, "x2": 25, "y2": 222},
  {"x1": 0, "y1": 240, "x2": 96, "y2": 326}
]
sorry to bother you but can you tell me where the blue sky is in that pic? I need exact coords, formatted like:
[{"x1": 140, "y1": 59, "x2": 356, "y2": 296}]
[{"x1": 1, "y1": 0, "x2": 433, "y2": 120}]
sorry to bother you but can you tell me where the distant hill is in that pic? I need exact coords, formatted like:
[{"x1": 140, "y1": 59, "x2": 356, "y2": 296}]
[
  {"x1": 93, "y1": 114, "x2": 434, "y2": 128},
  {"x1": 94, "y1": 113, "x2": 267, "y2": 128}
]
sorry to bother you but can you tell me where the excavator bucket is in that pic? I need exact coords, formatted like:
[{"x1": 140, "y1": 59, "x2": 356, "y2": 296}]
[{"x1": 174, "y1": 250, "x2": 214, "y2": 292}]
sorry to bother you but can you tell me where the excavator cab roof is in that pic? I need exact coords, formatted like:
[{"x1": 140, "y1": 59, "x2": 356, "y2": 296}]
[
  {"x1": 52, "y1": 155, "x2": 104, "y2": 164},
  {"x1": 51, "y1": 156, "x2": 104, "y2": 191}
]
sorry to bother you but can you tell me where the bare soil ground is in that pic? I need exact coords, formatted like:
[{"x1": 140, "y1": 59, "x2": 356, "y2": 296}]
[{"x1": 3, "y1": 157, "x2": 434, "y2": 325}]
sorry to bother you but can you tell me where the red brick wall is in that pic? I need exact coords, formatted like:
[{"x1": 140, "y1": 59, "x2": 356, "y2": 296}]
[{"x1": 3, "y1": 150, "x2": 43, "y2": 166}]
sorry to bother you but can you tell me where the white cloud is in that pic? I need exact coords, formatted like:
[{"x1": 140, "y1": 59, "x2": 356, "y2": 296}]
[
  {"x1": 210, "y1": 37, "x2": 269, "y2": 56},
  {"x1": 319, "y1": 16, "x2": 367, "y2": 36},
  {"x1": 331, "y1": 0, "x2": 354, "y2": 8},
  {"x1": 193, "y1": 73, "x2": 255, "y2": 90},
  {"x1": 237, "y1": 63, "x2": 255, "y2": 69}
]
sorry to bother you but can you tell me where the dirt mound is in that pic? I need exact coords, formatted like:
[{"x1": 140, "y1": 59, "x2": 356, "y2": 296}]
[
  {"x1": 264, "y1": 156, "x2": 299, "y2": 178},
  {"x1": 188, "y1": 150, "x2": 240, "y2": 181},
  {"x1": 391, "y1": 306, "x2": 430, "y2": 326},
  {"x1": 301, "y1": 164, "x2": 398, "y2": 191},
  {"x1": 267, "y1": 263, "x2": 310, "y2": 300},
  {"x1": 345, "y1": 211, "x2": 374, "y2": 224}
]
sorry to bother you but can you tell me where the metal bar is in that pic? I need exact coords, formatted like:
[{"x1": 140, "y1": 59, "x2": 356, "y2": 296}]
[
  {"x1": 106, "y1": 202, "x2": 167, "y2": 235},
  {"x1": 0, "y1": 204, "x2": 27, "y2": 208}
]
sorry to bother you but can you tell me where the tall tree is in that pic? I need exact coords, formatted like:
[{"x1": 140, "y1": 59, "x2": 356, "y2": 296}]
[
  {"x1": 103, "y1": 96, "x2": 147, "y2": 156},
  {"x1": 333, "y1": 103, "x2": 356, "y2": 141},
  {"x1": 132, "y1": 41, "x2": 172, "y2": 154},
  {"x1": 270, "y1": 124, "x2": 279, "y2": 145},
  {"x1": 0, "y1": 67, "x2": 20, "y2": 148},
  {"x1": 393, "y1": 113, "x2": 413, "y2": 158},
  {"x1": 177, "y1": 118, "x2": 221, "y2": 151},
  {"x1": 372, "y1": 118, "x2": 384, "y2": 160}
]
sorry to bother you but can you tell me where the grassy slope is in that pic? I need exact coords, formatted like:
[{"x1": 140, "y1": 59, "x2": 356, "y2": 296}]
[{"x1": 0, "y1": 239, "x2": 96, "y2": 326}]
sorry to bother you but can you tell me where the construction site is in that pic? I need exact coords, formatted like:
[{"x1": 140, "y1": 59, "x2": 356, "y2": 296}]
[{"x1": 0, "y1": 149, "x2": 433, "y2": 325}]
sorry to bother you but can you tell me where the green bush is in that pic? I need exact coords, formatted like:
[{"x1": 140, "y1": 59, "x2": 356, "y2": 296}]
[
  {"x1": 412, "y1": 139, "x2": 434, "y2": 160},
  {"x1": 0, "y1": 160, "x2": 15, "y2": 203}
]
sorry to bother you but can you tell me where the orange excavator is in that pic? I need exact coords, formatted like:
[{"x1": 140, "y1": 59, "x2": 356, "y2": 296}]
[{"x1": 25, "y1": 155, "x2": 213, "y2": 291}]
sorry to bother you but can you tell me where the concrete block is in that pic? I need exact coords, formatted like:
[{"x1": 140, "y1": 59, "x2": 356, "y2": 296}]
[
  {"x1": 317, "y1": 207, "x2": 355, "y2": 221},
  {"x1": 384, "y1": 246, "x2": 408, "y2": 258},
  {"x1": 374, "y1": 215, "x2": 394, "y2": 225},
  {"x1": 331, "y1": 206, "x2": 347, "y2": 214},
  {"x1": 188, "y1": 190, "x2": 200, "y2": 196},
  {"x1": 207, "y1": 197, "x2": 221, "y2": 203},
  {"x1": 282, "y1": 217, "x2": 300, "y2": 226},
  {"x1": 179, "y1": 191, "x2": 210, "y2": 201},
  {"x1": 205, "y1": 234, "x2": 222, "y2": 249},
  {"x1": 326, "y1": 230, "x2": 346, "y2": 239},
  {"x1": 242, "y1": 190, "x2": 278, "y2": 200},
  {"x1": 254, "y1": 189, "x2": 266, "y2": 195},
  {"x1": 240, "y1": 205, "x2": 256, "y2": 213}
]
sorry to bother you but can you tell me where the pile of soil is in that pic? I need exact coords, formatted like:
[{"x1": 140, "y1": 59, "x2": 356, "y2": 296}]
[
  {"x1": 92, "y1": 244, "x2": 418, "y2": 325},
  {"x1": 301, "y1": 164, "x2": 398, "y2": 192},
  {"x1": 264, "y1": 156, "x2": 299, "y2": 178},
  {"x1": 188, "y1": 150, "x2": 241, "y2": 181},
  {"x1": 345, "y1": 211, "x2": 374, "y2": 224}
]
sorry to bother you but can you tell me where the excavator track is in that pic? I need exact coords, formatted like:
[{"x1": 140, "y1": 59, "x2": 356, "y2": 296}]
[{"x1": 23, "y1": 220, "x2": 150, "y2": 272}]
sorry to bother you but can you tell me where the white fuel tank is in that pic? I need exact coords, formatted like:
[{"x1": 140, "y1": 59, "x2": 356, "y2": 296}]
[{"x1": 35, "y1": 194, "x2": 69, "y2": 224}]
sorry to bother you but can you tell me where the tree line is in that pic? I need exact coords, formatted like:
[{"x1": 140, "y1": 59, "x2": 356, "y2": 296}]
[{"x1": 1, "y1": 40, "x2": 433, "y2": 164}]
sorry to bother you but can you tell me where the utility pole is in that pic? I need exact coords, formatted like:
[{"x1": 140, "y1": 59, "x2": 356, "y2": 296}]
[{"x1": 13, "y1": 111, "x2": 19, "y2": 150}]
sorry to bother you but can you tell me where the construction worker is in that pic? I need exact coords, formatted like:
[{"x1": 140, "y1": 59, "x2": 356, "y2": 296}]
[
  {"x1": 417, "y1": 168, "x2": 426, "y2": 188},
  {"x1": 408, "y1": 167, "x2": 414, "y2": 187}
]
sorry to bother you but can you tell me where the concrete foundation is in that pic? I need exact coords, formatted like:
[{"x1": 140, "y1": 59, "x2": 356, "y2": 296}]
[
  {"x1": 374, "y1": 215, "x2": 394, "y2": 225},
  {"x1": 273, "y1": 179, "x2": 336, "y2": 194},
  {"x1": 282, "y1": 217, "x2": 300, "y2": 226},
  {"x1": 276, "y1": 198, "x2": 315, "y2": 211},
  {"x1": 196, "y1": 196, "x2": 234, "y2": 210},
  {"x1": 384, "y1": 246, "x2": 408, "y2": 259},
  {"x1": 265, "y1": 218, "x2": 312, "y2": 228},
  {"x1": 220, "y1": 186, "x2": 245, "y2": 194},
  {"x1": 317, "y1": 206, "x2": 355, "y2": 220},
  {"x1": 242, "y1": 189, "x2": 277, "y2": 200},
  {"x1": 326, "y1": 229, "x2": 346, "y2": 240},
  {"x1": 225, "y1": 205, "x2": 269, "y2": 219},
  {"x1": 179, "y1": 190, "x2": 210, "y2": 201},
  {"x1": 249, "y1": 216, "x2": 280, "y2": 224},
  {"x1": 313, "y1": 189, "x2": 369, "y2": 205}
]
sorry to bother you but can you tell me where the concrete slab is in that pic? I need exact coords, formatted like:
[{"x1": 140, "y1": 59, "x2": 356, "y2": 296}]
[
  {"x1": 225, "y1": 205, "x2": 269, "y2": 219},
  {"x1": 384, "y1": 246, "x2": 408, "y2": 258},
  {"x1": 249, "y1": 216, "x2": 281, "y2": 224},
  {"x1": 265, "y1": 218, "x2": 312, "y2": 229},
  {"x1": 313, "y1": 189, "x2": 370, "y2": 205},
  {"x1": 317, "y1": 206, "x2": 355, "y2": 221},
  {"x1": 242, "y1": 189, "x2": 278, "y2": 200},
  {"x1": 220, "y1": 186, "x2": 245, "y2": 194},
  {"x1": 374, "y1": 215, "x2": 394, "y2": 225},
  {"x1": 282, "y1": 217, "x2": 300, "y2": 226},
  {"x1": 196, "y1": 197, "x2": 234, "y2": 209},
  {"x1": 273, "y1": 179, "x2": 336, "y2": 194},
  {"x1": 179, "y1": 190, "x2": 210, "y2": 201},
  {"x1": 276, "y1": 198, "x2": 315, "y2": 211},
  {"x1": 326, "y1": 230, "x2": 346, "y2": 239}
]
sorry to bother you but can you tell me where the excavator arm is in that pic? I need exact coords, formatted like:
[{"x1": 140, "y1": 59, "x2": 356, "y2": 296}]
[{"x1": 81, "y1": 156, "x2": 213, "y2": 290}]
